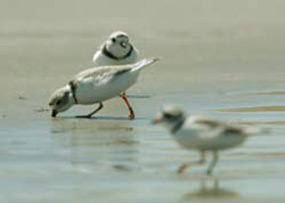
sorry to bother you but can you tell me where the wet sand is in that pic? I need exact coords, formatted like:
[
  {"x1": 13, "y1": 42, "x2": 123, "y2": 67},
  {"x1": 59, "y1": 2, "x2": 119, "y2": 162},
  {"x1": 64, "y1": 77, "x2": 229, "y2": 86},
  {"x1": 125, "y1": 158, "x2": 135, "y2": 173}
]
[
  {"x1": 1, "y1": 0, "x2": 285, "y2": 202},
  {"x1": 214, "y1": 106, "x2": 285, "y2": 112}
]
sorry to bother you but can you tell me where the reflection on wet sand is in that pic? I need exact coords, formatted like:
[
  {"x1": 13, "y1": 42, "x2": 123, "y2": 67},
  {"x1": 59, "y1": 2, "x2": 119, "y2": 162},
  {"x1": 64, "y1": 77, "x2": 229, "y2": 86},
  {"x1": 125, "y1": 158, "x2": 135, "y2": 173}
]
[
  {"x1": 238, "y1": 121, "x2": 285, "y2": 126},
  {"x1": 238, "y1": 91, "x2": 285, "y2": 96},
  {"x1": 183, "y1": 177, "x2": 239, "y2": 200},
  {"x1": 50, "y1": 117, "x2": 136, "y2": 134},
  {"x1": 50, "y1": 119, "x2": 140, "y2": 172},
  {"x1": 213, "y1": 105, "x2": 285, "y2": 112}
]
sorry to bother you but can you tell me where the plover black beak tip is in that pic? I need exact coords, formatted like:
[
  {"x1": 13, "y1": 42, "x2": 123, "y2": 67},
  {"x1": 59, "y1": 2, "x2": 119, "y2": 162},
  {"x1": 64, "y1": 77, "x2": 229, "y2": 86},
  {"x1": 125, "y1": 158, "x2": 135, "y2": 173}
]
[
  {"x1": 51, "y1": 110, "x2": 57, "y2": 118},
  {"x1": 152, "y1": 57, "x2": 160, "y2": 62}
]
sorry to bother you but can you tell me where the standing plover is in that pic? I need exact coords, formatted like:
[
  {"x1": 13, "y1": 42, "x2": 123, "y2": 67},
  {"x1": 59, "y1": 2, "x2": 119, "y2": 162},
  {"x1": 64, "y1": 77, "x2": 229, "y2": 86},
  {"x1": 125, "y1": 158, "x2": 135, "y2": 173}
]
[
  {"x1": 49, "y1": 58, "x2": 159, "y2": 119},
  {"x1": 93, "y1": 31, "x2": 139, "y2": 67},
  {"x1": 152, "y1": 104, "x2": 261, "y2": 175}
]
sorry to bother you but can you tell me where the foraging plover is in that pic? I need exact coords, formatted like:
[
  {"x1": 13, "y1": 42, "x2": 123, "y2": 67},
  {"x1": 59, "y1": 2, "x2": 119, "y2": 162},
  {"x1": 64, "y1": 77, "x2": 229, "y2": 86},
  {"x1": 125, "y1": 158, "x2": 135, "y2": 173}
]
[
  {"x1": 49, "y1": 58, "x2": 158, "y2": 119},
  {"x1": 152, "y1": 104, "x2": 261, "y2": 175}
]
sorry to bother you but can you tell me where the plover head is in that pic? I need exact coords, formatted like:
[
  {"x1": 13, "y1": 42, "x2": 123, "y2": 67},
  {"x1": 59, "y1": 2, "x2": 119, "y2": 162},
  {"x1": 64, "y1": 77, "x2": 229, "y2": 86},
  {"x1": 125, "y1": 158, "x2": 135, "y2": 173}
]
[
  {"x1": 103, "y1": 31, "x2": 133, "y2": 59},
  {"x1": 152, "y1": 104, "x2": 186, "y2": 133},
  {"x1": 48, "y1": 85, "x2": 74, "y2": 117}
]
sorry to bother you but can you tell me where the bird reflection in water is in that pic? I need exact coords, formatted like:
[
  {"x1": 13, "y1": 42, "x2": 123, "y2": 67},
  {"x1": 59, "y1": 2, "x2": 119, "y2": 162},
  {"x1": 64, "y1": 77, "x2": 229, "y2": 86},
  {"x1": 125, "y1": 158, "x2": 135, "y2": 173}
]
[
  {"x1": 183, "y1": 177, "x2": 239, "y2": 200},
  {"x1": 50, "y1": 118, "x2": 139, "y2": 173}
]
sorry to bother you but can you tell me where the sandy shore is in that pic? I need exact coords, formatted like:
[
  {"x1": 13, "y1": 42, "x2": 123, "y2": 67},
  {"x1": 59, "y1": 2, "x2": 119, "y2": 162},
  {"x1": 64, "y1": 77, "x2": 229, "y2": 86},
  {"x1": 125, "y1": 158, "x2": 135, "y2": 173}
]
[{"x1": 1, "y1": 0, "x2": 285, "y2": 202}]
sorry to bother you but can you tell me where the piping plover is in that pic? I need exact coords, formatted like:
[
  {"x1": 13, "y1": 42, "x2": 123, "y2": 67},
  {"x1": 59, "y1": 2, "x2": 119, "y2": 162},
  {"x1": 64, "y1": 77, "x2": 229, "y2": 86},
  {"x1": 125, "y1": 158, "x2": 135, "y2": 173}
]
[
  {"x1": 49, "y1": 57, "x2": 159, "y2": 118},
  {"x1": 152, "y1": 104, "x2": 261, "y2": 175},
  {"x1": 92, "y1": 31, "x2": 139, "y2": 66}
]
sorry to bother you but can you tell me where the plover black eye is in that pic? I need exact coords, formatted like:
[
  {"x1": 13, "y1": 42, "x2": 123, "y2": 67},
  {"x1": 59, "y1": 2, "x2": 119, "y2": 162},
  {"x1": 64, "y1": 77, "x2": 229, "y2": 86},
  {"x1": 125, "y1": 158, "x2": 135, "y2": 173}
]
[
  {"x1": 111, "y1": 38, "x2": 116, "y2": 43},
  {"x1": 120, "y1": 41, "x2": 127, "y2": 48},
  {"x1": 56, "y1": 100, "x2": 61, "y2": 105}
]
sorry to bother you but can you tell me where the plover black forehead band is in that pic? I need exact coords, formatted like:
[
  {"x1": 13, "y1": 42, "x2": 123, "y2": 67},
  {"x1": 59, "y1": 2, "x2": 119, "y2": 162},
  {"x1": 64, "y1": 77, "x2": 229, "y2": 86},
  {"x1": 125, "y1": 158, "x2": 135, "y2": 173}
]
[
  {"x1": 115, "y1": 34, "x2": 127, "y2": 38},
  {"x1": 68, "y1": 81, "x2": 78, "y2": 104},
  {"x1": 102, "y1": 44, "x2": 133, "y2": 60},
  {"x1": 163, "y1": 111, "x2": 182, "y2": 118}
]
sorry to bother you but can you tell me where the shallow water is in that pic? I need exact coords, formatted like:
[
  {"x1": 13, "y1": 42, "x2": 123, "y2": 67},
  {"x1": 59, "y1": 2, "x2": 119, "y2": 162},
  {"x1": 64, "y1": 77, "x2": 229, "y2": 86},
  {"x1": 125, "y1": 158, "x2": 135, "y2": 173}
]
[{"x1": 1, "y1": 0, "x2": 285, "y2": 202}]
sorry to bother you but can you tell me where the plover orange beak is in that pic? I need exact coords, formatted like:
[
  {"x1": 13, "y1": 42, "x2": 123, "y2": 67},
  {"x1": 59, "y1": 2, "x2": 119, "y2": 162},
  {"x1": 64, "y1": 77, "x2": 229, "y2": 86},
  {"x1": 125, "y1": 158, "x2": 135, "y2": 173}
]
[{"x1": 151, "y1": 114, "x2": 163, "y2": 124}]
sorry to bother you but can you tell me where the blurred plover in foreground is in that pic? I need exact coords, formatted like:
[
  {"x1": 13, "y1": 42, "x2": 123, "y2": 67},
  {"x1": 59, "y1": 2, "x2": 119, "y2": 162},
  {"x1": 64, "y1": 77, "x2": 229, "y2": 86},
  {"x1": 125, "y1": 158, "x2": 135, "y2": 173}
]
[
  {"x1": 93, "y1": 31, "x2": 139, "y2": 67},
  {"x1": 49, "y1": 58, "x2": 159, "y2": 118},
  {"x1": 152, "y1": 104, "x2": 262, "y2": 175}
]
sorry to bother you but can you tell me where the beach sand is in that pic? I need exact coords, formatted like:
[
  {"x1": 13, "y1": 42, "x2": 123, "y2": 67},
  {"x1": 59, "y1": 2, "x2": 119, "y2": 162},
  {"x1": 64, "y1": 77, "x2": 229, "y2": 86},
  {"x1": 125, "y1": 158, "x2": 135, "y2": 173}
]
[{"x1": 1, "y1": 0, "x2": 285, "y2": 202}]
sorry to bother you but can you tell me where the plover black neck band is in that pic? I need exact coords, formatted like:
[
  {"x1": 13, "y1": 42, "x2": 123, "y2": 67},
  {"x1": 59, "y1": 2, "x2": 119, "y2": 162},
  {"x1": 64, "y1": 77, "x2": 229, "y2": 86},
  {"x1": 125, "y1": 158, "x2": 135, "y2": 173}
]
[
  {"x1": 171, "y1": 119, "x2": 185, "y2": 134},
  {"x1": 102, "y1": 45, "x2": 133, "y2": 60},
  {"x1": 68, "y1": 81, "x2": 78, "y2": 104}
]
